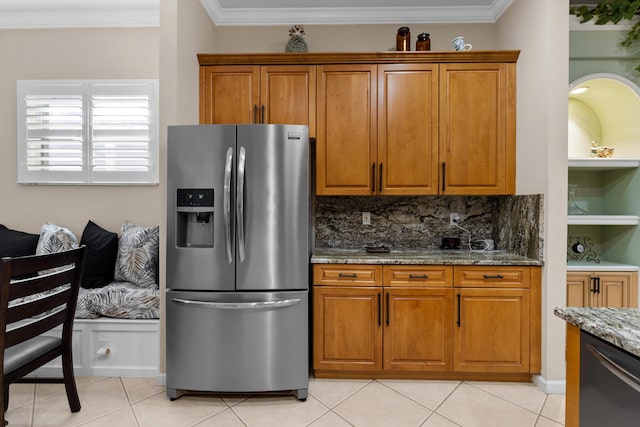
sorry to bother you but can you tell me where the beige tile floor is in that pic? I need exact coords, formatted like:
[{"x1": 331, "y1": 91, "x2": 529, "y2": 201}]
[{"x1": 5, "y1": 376, "x2": 565, "y2": 427}]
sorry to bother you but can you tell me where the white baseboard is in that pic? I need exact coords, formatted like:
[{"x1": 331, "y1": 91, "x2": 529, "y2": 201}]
[
  {"x1": 533, "y1": 375, "x2": 566, "y2": 394},
  {"x1": 32, "y1": 318, "x2": 160, "y2": 378},
  {"x1": 156, "y1": 372, "x2": 166, "y2": 386}
]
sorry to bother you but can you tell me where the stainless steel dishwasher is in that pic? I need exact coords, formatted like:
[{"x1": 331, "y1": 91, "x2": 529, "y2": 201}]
[{"x1": 580, "y1": 331, "x2": 640, "y2": 426}]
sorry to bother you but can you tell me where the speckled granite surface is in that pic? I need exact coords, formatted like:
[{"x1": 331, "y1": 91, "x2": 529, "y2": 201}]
[
  {"x1": 554, "y1": 306, "x2": 640, "y2": 358},
  {"x1": 311, "y1": 248, "x2": 543, "y2": 266},
  {"x1": 314, "y1": 194, "x2": 544, "y2": 260}
]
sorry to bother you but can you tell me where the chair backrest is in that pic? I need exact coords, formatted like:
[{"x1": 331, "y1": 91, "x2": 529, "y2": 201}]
[{"x1": 0, "y1": 246, "x2": 86, "y2": 353}]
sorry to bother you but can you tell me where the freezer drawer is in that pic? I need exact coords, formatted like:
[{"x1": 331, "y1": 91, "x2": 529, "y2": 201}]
[{"x1": 166, "y1": 290, "x2": 308, "y2": 400}]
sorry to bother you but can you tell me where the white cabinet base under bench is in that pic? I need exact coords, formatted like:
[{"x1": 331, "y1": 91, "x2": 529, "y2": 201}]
[{"x1": 32, "y1": 319, "x2": 160, "y2": 378}]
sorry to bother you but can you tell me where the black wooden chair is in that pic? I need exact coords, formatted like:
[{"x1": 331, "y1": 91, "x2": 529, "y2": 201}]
[{"x1": 0, "y1": 246, "x2": 86, "y2": 425}]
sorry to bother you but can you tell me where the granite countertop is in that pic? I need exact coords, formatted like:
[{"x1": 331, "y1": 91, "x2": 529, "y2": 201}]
[
  {"x1": 311, "y1": 248, "x2": 543, "y2": 266},
  {"x1": 554, "y1": 306, "x2": 640, "y2": 358}
]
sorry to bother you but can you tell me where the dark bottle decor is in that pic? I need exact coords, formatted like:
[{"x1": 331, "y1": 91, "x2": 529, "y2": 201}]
[
  {"x1": 285, "y1": 25, "x2": 308, "y2": 53},
  {"x1": 416, "y1": 33, "x2": 431, "y2": 51},
  {"x1": 396, "y1": 27, "x2": 410, "y2": 51}
]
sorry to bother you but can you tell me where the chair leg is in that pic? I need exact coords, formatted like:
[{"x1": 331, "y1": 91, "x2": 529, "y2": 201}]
[
  {"x1": 61, "y1": 350, "x2": 81, "y2": 412},
  {"x1": 3, "y1": 383, "x2": 8, "y2": 412}
]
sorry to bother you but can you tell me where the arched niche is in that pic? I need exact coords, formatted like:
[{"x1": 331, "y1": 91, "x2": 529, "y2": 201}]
[{"x1": 569, "y1": 73, "x2": 640, "y2": 158}]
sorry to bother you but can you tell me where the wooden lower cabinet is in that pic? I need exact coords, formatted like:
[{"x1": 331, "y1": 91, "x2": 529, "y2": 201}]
[
  {"x1": 313, "y1": 264, "x2": 541, "y2": 378},
  {"x1": 313, "y1": 286, "x2": 382, "y2": 372},
  {"x1": 454, "y1": 288, "x2": 530, "y2": 373},
  {"x1": 566, "y1": 271, "x2": 638, "y2": 308},
  {"x1": 384, "y1": 287, "x2": 453, "y2": 371}
]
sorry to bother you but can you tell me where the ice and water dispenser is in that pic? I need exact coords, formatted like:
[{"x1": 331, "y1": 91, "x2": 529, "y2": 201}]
[{"x1": 175, "y1": 189, "x2": 214, "y2": 248}]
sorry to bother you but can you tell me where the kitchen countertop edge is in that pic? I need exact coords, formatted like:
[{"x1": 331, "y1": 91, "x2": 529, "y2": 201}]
[
  {"x1": 311, "y1": 248, "x2": 543, "y2": 266},
  {"x1": 554, "y1": 306, "x2": 640, "y2": 358}
]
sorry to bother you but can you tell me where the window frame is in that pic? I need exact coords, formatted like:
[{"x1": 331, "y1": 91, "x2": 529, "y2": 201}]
[{"x1": 16, "y1": 79, "x2": 159, "y2": 185}]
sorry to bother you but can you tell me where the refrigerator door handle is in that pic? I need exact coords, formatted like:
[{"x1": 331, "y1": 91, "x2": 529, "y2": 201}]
[
  {"x1": 224, "y1": 147, "x2": 234, "y2": 263},
  {"x1": 237, "y1": 146, "x2": 247, "y2": 262},
  {"x1": 172, "y1": 298, "x2": 301, "y2": 310}
]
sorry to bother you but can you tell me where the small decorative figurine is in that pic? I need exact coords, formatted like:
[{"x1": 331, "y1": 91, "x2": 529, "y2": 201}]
[
  {"x1": 285, "y1": 25, "x2": 308, "y2": 53},
  {"x1": 590, "y1": 140, "x2": 614, "y2": 158}
]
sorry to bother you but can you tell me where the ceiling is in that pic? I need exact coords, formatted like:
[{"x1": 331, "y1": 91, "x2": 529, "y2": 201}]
[{"x1": 0, "y1": 0, "x2": 522, "y2": 29}]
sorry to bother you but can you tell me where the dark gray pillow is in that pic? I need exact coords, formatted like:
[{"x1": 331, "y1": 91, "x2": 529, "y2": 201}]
[
  {"x1": 80, "y1": 221, "x2": 119, "y2": 289},
  {"x1": 0, "y1": 224, "x2": 39, "y2": 258}
]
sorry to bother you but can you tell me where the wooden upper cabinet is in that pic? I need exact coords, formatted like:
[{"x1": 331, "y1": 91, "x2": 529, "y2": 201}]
[
  {"x1": 378, "y1": 64, "x2": 439, "y2": 195},
  {"x1": 200, "y1": 64, "x2": 316, "y2": 136},
  {"x1": 439, "y1": 63, "x2": 516, "y2": 195},
  {"x1": 260, "y1": 66, "x2": 316, "y2": 135},
  {"x1": 200, "y1": 65, "x2": 259, "y2": 124},
  {"x1": 316, "y1": 64, "x2": 377, "y2": 195},
  {"x1": 198, "y1": 52, "x2": 519, "y2": 196}
]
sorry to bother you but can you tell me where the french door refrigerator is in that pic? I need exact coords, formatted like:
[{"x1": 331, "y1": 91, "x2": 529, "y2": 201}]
[{"x1": 166, "y1": 124, "x2": 309, "y2": 401}]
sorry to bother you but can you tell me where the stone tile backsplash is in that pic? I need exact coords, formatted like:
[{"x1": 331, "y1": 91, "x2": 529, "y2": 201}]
[{"x1": 315, "y1": 194, "x2": 543, "y2": 259}]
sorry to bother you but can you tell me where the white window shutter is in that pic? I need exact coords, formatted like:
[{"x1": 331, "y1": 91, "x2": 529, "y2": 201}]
[{"x1": 17, "y1": 80, "x2": 158, "y2": 185}]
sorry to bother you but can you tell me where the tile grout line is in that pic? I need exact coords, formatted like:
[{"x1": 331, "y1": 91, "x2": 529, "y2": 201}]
[{"x1": 463, "y1": 381, "x2": 548, "y2": 418}]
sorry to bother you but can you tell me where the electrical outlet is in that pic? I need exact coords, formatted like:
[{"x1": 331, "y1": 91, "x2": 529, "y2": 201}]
[
  {"x1": 362, "y1": 212, "x2": 371, "y2": 225},
  {"x1": 450, "y1": 213, "x2": 461, "y2": 225}
]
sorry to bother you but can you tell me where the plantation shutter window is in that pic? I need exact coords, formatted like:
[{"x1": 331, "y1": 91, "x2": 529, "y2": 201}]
[{"x1": 17, "y1": 80, "x2": 159, "y2": 184}]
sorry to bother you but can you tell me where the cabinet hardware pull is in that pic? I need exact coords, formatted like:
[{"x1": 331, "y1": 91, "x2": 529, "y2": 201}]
[
  {"x1": 386, "y1": 292, "x2": 390, "y2": 326},
  {"x1": 338, "y1": 273, "x2": 357, "y2": 278},
  {"x1": 377, "y1": 293, "x2": 381, "y2": 326},
  {"x1": 590, "y1": 276, "x2": 596, "y2": 293},
  {"x1": 371, "y1": 163, "x2": 376, "y2": 193},
  {"x1": 483, "y1": 274, "x2": 504, "y2": 279},
  {"x1": 442, "y1": 162, "x2": 446, "y2": 192},
  {"x1": 261, "y1": 105, "x2": 265, "y2": 123},
  {"x1": 253, "y1": 104, "x2": 258, "y2": 124},
  {"x1": 379, "y1": 163, "x2": 383, "y2": 193},
  {"x1": 457, "y1": 293, "x2": 461, "y2": 327},
  {"x1": 409, "y1": 274, "x2": 429, "y2": 279},
  {"x1": 595, "y1": 276, "x2": 601, "y2": 294}
]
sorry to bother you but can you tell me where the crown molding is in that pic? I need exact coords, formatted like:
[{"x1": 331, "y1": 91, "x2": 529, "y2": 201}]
[
  {"x1": 0, "y1": 0, "x2": 159, "y2": 29},
  {"x1": 200, "y1": 0, "x2": 514, "y2": 26}
]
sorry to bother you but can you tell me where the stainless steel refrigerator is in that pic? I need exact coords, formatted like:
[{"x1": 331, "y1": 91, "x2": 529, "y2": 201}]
[{"x1": 166, "y1": 124, "x2": 309, "y2": 401}]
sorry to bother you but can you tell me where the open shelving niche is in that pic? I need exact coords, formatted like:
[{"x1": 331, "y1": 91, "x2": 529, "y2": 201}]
[{"x1": 568, "y1": 73, "x2": 640, "y2": 272}]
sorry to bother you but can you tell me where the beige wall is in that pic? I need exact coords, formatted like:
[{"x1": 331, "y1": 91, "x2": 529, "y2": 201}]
[
  {"x1": 496, "y1": 0, "x2": 569, "y2": 388},
  {"x1": 0, "y1": 28, "x2": 160, "y2": 238},
  {"x1": 212, "y1": 23, "x2": 496, "y2": 52}
]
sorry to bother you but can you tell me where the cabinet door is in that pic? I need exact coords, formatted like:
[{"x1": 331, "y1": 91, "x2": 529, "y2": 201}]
[
  {"x1": 596, "y1": 272, "x2": 637, "y2": 308},
  {"x1": 384, "y1": 287, "x2": 453, "y2": 371},
  {"x1": 439, "y1": 63, "x2": 516, "y2": 195},
  {"x1": 566, "y1": 272, "x2": 591, "y2": 307},
  {"x1": 316, "y1": 65, "x2": 377, "y2": 195},
  {"x1": 377, "y1": 64, "x2": 439, "y2": 195},
  {"x1": 454, "y1": 288, "x2": 530, "y2": 373},
  {"x1": 261, "y1": 65, "x2": 316, "y2": 137},
  {"x1": 566, "y1": 271, "x2": 638, "y2": 308},
  {"x1": 200, "y1": 65, "x2": 260, "y2": 124},
  {"x1": 313, "y1": 286, "x2": 382, "y2": 372}
]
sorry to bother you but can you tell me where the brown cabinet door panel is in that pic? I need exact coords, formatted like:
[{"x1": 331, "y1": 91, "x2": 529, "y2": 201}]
[
  {"x1": 378, "y1": 64, "x2": 439, "y2": 195},
  {"x1": 454, "y1": 266, "x2": 529, "y2": 288},
  {"x1": 200, "y1": 65, "x2": 260, "y2": 124},
  {"x1": 313, "y1": 286, "x2": 382, "y2": 371},
  {"x1": 384, "y1": 265, "x2": 453, "y2": 287},
  {"x1": 440, "y1": 63, "x2": 515, "y2": 195},
  {"x1": 317, "y1": 65, "x2": 377, "y2": 195},
  {"x1": 384, "y1": 288, "x2": 453, "y2": 371},
  {"x1": 454, "y1": 288, "x2": 530, "y2": 373},
  {"x1": 313, "y1": 264, "x2": 382, "y2": 287},
  {"x1": 261, "y1": 65, "x2": 316, "y2": 136}
]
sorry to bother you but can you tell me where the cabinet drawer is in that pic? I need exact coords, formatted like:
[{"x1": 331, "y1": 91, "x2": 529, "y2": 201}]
[
  {"x1": 313, "y1": 264, "x2": 382, "y2": 286},
  {"x1": 454, "y1": 266, "x2": 530, "y2": 288},
  {"x1": 384, "y1": 265, "x2": 453, "y2": 287}
]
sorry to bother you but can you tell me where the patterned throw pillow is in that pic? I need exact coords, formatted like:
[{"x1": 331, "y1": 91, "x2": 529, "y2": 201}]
[
  {"x1": 35, "y1": 223, "x2": 78, "y2": 255},
  {"x1": 113, "y1": 223, "x2": 159, "y2": 288}
]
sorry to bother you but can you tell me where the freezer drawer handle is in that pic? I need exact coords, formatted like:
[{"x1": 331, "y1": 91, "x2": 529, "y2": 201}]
[
  {"x1": 172, "y1": 298, "x2": 301, "y2": 310},
  {"x1": 587, "y1": 343, "x2": 640, "y2": 393}
]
